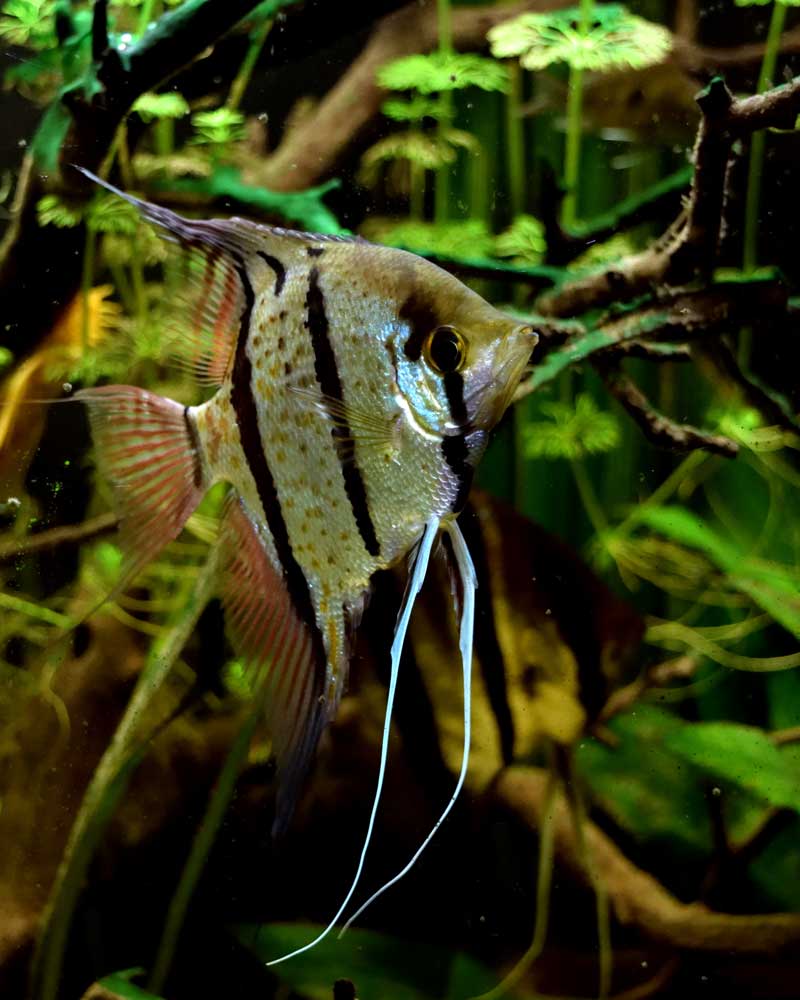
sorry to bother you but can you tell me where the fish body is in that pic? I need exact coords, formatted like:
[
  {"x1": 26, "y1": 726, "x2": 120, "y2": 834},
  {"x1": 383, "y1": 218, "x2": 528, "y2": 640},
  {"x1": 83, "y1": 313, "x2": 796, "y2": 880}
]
[{"x1": 75, "y1": 172, "x2": 536, "y2": 833}]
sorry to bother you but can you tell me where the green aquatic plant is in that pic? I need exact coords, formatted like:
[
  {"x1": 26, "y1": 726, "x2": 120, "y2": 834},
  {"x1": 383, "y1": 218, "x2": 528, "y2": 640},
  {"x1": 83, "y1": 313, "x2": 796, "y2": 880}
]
[
  {"x1": 362, "y1": 217, "x2": 494, "y2": 258},
  {"x1": 132, "y1": 91, "x2": 190, "y2": 123},
  {"x1": 0, "y1": 0, "x2": 55, "y2": 48},
  {"x1": 736, "y1": 0, "x2": 800, "y2": 365},
  {"x1": 190, "y1": 108, "x2": 247, "y2": 150},
  {"x1": 377, "y1": 0, "x2": 507, "y2": 224},
  {"x1": 494, "y1": 213, "x2": 547, "y2": 266},
  {"x1": 488, "y1": 3, "x2": 670, "y2": 226},
  {"x1": 524, "y1": 393, "x2": 621, "y2": 460},
  {"x1": 377, "y1": 51, "x2": 508, "y2": 96}
]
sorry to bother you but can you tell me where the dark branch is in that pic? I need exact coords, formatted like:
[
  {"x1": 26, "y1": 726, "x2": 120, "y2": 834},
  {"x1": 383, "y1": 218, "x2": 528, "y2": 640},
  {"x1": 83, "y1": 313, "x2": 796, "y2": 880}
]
[
  {"x1": 538, "y1": 74, "x2": 800, "y2": 317},
  {"x1": 595, "y1": 359, "x2": 739, "y2": 457},
  {"x1": 0, "y1": 513, "x2": 119, "y2": 564}
]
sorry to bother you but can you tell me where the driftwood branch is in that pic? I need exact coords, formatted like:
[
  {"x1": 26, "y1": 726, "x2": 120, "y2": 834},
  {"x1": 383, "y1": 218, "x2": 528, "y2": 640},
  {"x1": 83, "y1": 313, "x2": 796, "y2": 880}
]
[
  {"x1": 596, "y1": 360, "x2": 739, "y2": 457},
  {"x1": 254, "y1": 0, "x2": 572, "y2": 192},
  {"x1": 0, "y1": 513, "x2": 118, "y2": 565},
  {"x1": 496, "y1": 767, "x2": 800, "y2": 955},
  {"x1": 538, "y1": 75, "x2": 800, "y2": 318}
]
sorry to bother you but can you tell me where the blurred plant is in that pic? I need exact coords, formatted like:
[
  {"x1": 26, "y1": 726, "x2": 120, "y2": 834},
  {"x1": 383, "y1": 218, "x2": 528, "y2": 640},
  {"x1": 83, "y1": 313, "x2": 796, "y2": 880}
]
[
  {"x1": 494, "y1": 213, "x2": 547, "y2": 265},
  {"x1": 488, "y1": 3, "x2": 670, "y2": 226},
  {"x1": 524, "y1": 393, "x2": 620, "y2": 537},
  {"x1": 736, "y1": 0, "x2": 800, "y2": 366},
  {"x1": 361, "y1": 217, "x2": 494, "y2": 258},
  {"x1": 0, "y1": 0, "x2": 55, "y2": 49},
  {"x1": 376, "y1": 3, "x2": 507, "y2": 224},
  {"x1": 190, "y1": 108, "x2": 247, "y2": 155},
  {"x1": 132, "y1": 91, "x2": 190, "y2": 124}
]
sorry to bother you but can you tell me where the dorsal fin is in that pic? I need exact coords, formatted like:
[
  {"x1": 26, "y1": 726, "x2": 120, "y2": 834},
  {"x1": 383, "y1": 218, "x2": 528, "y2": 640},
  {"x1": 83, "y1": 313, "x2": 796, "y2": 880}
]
[{"x1": 74, "y1": 167, "x2": 358, "y2": 387}]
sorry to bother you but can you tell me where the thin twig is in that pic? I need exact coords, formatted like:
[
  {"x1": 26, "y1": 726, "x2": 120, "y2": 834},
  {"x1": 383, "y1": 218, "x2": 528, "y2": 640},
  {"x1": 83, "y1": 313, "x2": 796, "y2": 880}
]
[
  {"x1": 496, "y1": 766, "x2": 800, "y2": 955},
  {"x1": 596, "y1": 360, "x2": 739, "y2": 457},
  {"x1": 0, "y1": 513, "x2": 118, "y2": 565}
]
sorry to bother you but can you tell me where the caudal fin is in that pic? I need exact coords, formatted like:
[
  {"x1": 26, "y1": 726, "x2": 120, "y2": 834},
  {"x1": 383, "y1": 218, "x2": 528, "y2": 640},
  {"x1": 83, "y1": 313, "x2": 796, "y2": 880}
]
[{"x1": 76, "y1": 385, "x2": 205, "y2": 582}]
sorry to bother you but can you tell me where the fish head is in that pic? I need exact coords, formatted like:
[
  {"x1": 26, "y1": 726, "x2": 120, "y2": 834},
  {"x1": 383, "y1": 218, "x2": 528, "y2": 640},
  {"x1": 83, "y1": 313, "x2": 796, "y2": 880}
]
[{"x1": 388, "y1": 257, "x2": 538, "y2": 440}]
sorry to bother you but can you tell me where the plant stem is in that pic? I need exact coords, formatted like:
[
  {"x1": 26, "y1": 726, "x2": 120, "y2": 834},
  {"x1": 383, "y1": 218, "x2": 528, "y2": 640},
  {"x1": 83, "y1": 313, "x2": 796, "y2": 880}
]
[
  {"x1": 31, "y1": 555, "x2": 218, "y2": 1000},
  {"x1": 154, "y1": 118, "x2": 174, "y2": 157},
  {"x1": 506, "y1": 61, "x2": 525, "y2": 218},
  {"x1": 435, "y1": 0, "x2": 453, "y2": 224},
  {"x1": 469, "y1": 139, "x2": 488, "y2": 222},
  {"x1": 561, "y1": 0, "x2": 594, "y2": 228},
  {"x1": 570, "y1": 456, "x2": 608, "y2": 537},
  {"x1": 740, "y1": 1, "x2": 786, "y2": 366},
  {"x1": 474, "y1": 767, "x2": 558, "y2": 1000},
  {"x1": 136, "y1": 0, "x2": 158, "y2": 37},
  {"x1": 743, "y1": 2, "x2": 786, "y2": 275},
  {"x1": 149, "y1": 706, "x2": 261, "y2": 992},
  {"x1": 410, "y1": 157, "x2": 424, "y2": 219},
  {"x1": 227, "y1": 17, "x2": 273, "y2": 111}
]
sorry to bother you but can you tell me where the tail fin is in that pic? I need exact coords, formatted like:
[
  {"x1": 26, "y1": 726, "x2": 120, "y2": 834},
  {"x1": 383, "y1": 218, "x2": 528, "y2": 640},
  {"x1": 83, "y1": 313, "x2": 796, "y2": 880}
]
[{"x1": 76, "y1": 385, "x2": 205, "y2": 583}]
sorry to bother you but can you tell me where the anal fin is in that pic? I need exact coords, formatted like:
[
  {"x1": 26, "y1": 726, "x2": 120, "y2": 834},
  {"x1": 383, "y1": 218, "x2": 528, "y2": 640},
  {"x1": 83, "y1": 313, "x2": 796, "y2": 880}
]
[{"x1": 218, "y1": 496, "x2": 327, "y2": 835}]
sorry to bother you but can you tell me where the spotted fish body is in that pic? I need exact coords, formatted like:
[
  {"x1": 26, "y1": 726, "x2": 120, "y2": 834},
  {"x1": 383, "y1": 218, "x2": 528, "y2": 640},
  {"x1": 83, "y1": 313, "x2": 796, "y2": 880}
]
[{"x1": 75, "y1": 170, "x2": 536, "y2": 835}]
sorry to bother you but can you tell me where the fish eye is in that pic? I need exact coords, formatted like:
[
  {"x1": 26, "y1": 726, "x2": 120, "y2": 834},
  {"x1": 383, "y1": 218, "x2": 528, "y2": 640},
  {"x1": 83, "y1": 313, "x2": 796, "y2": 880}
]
[{"x1": 424, "y1": 326, "x2": 465, "y2": 375}]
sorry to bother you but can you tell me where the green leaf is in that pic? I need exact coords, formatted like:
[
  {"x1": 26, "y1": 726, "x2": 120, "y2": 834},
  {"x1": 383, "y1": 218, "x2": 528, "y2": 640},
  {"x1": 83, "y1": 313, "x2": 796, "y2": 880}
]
[
  {"x1": 524, "y1": 393, "x2": 620, "y2": 460},
  {"x1": 165, "y1": 164, "x2": 345, "y2": 234},
  {"x1": 37, "y1": 193, "x2": 83, "y2": 228},
  {"x1": 97, "y1": 969, "x2": 166, "y2": 1000},
  {"x1": 363, "y1": 218, "x2": 495, "y2": 258},
  {"x1": 487, "y1": 4, "x2": 671, "y2": 72},
  {"x1": 30, "y1": 99, "x2": 72, "y2": 171},
  {"x1": 87, "y1": 194, "x2": 140, "y2": 234},
  {"x1": 0, "y1": 0, "x2": 56, "y2": 48},
  {"x1": 234, "y1": 923, "x2": 517, "y2": 1000},
  {"x1": 382, "y1": 94, "x2": 443, "y2": 122},
  {"x1": 378, "y1": 51, "x2": 508, "y2": 95},
  {"x1": 132, "y1": 91, "x2": 190, "y2": 123},
  {"x1": 494, "y1": 213, "x2": 547, "y2": 266},
  {"x1": 635, "y1": 506, "x2": 800, "y2": 639},
  {"x1": 190, "y1": 107, "x2": 246, "y2": 147},
  {"x1": 664, "y1": 722, "x2": 800, "y2": 814},
  {"x1": 578, "y1": 705, "x2": 712, "y2": 854}
]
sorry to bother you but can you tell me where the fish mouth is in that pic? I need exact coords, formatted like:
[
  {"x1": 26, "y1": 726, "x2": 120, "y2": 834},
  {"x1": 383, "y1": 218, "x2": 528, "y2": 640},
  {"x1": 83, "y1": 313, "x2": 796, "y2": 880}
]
[{"x1": 472, "y1": 325, "x2": 538, "y2": 429}]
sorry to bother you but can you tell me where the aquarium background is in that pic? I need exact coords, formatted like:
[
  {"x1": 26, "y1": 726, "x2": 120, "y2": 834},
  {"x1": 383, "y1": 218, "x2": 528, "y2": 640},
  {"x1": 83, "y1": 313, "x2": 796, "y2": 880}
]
[{"x1": 1, "y1": 1, "x2": 800, "y2": 998}]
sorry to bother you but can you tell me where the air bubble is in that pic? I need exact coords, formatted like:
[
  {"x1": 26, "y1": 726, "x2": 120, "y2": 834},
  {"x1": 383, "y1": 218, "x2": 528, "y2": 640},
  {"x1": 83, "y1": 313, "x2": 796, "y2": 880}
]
[{"x1": 62, "y1": 382, "x2": 73, "y2": 394}]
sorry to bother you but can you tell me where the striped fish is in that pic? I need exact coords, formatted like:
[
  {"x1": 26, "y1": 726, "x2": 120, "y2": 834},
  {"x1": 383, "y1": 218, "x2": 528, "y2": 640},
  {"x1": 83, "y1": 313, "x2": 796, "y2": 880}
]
[{"x1": 74, "y1": 169, "x2": 537, "y2": 957}]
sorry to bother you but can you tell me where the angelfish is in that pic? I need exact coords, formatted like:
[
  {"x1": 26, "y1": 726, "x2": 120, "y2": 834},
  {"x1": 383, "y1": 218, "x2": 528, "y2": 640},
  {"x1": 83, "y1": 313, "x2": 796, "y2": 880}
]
[{"x1": 74, "y1": 169, "x2": 537, "y2": 961}]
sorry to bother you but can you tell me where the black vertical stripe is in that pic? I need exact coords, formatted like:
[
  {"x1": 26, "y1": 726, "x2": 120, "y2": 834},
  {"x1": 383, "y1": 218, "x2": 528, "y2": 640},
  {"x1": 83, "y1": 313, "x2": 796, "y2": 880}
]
[
  {"x1": 441, "y1": 369, "x2": 473, "y2": 513},
  {"x1": 400, "y1": 292, "x2": 438, "y2": 361},
  {"x1": 230, "y1": 265, "x2": 327, "y2": 672},
  {"x1": 256, "y1": 251, "x2": 286, "y2": 296},
  {"x1": 305, "y1": 266, "x2": 381, "y2": 558},
  {"x1": 442, "y1": 435, "x2": 473, "y2": 513},
  {"x1": 443, "y1": 371, "x2": 469, "y2": 429}
]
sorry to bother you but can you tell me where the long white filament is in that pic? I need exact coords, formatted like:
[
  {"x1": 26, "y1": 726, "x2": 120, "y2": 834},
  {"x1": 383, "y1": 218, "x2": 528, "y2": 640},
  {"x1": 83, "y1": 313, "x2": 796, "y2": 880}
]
[
  {"x1": 266, "y1": 517, "x2": 440, "y2": 966},
  {"x1": 339, "y1": 519, "x2": 476, "y2": 935}
]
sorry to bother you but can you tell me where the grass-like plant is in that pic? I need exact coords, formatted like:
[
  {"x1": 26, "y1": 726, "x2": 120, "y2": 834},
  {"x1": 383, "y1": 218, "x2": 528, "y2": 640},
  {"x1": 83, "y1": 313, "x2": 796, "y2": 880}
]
[
  {"x1": 488, "y1": 3, "x2": 670, "y2": 226},
  {"x1": 736, "y1": 0, "x2": 800, "y2": 270}
]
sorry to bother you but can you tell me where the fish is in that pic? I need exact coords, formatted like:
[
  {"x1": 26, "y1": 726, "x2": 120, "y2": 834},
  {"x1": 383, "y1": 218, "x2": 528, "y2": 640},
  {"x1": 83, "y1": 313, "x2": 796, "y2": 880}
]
[{"x1": 72, "y1": 167, "x2": 538, "y2": 960}]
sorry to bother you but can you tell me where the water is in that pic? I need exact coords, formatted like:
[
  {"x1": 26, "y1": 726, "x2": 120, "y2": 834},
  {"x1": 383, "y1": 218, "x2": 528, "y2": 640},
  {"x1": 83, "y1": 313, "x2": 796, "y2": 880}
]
[{"x1": 1, "y1": 2, "x2": 799, "y2": 998}]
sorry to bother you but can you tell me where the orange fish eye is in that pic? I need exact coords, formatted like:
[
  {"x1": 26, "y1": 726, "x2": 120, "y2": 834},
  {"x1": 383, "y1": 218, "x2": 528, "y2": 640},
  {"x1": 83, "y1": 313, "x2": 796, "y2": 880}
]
[{"x1": 423, "y1": 326, "x2": 466, "y2": 375}]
